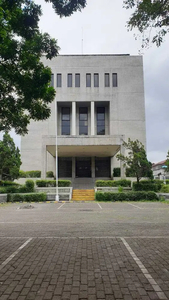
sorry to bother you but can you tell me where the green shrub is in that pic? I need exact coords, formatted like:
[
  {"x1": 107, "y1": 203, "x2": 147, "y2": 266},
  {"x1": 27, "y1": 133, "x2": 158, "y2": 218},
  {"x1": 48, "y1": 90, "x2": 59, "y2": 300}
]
[
  {"x1": 36, "y1": 180, "x2": 71, "y2": 187},
  {"x1": 113, "y1": 168, "x2": 121, "y2": 177},
  {"x1": 26, "y1": 170, "x2": 41, "y2": 178},
  {"x1": 118, "y1": 186, "x2": 123, "y2": 193},
  {"x1": 0, "y1": 180, "x2": 19, "y2": 186},
  {"x1": 46, "y1": 171, "x2": 54, "y2": 178},
  {"x1": 95, "y1": 191, "x2": 159, "y2": 202},
  {"x1": 0, "y1": 187, "x2": 7, "y2": 194},
  {"x1": 7, "y1": 193, "x2": 47, "y2": 202},
  {"x1": 19, "y1": 170, "x2": 27, "y2": 178},
  {"x1": 25, "y1": 180, "x2": 35, "y2": 192},
  {"x1": 133, "y1": 180, "x2": 162, "y2": 192},
  {"x1": 19, "y1": 170, "x2": 41, "y2": 178},
  {"x1": 95, "y1": 179, "x2": 131, "y2": 187},
  {"x1": 166, "y1": 179, "x2": 169, "y2": 185},
  {"x1": 160, "y1": 185, "x2": 169, "y2": 193}
]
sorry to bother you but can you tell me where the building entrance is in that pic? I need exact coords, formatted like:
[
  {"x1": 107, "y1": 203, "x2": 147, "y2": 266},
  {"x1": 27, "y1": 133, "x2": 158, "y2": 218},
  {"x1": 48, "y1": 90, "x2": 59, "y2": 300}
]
[{"x1": 76, "y1": 157, "x2": 91, "y2": 178}]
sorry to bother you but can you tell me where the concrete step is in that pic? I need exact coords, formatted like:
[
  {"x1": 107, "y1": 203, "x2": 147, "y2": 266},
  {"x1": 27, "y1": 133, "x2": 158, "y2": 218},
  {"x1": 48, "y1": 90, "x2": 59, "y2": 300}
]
[{"x1": 72, "y1": 189, "x2": 95, "y2": 201}]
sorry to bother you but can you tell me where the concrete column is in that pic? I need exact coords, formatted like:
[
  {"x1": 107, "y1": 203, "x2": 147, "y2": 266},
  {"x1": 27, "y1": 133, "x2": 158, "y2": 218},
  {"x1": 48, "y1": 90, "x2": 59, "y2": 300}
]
[
  {"x1": 110, "y1": 157, "x2": 114, "y2": 179},
  {"x1": 41, "y1": 145, "x2": 47, "y2": 179},
  {"x1": 91, "y1": 101, "x2": 95, "y2": 135},
  {"x1": 72, "y1": 102, "x2": 76, "y2": 135},
  {"x1": 72, "y1": 157, "x2": 76, "y2": 179},
  {"x1": 91, "y1": 157, "x2": 95, "y2": 178},
  {"x1": 120, "y1": 144, "x2": 126, "y2": 179}
]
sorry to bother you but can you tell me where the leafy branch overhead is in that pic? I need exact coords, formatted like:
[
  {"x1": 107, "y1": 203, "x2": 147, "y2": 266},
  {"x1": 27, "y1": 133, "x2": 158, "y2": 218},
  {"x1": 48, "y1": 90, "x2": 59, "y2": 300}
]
[
  {"x1": 0, "y1": 0, "x2": 87, "y2": 135},
  {"x1": 116, "y1": 138, "x2": 153, "y2": 183},
  {"x1": 45, "y1": 0, "x2": 87, "y2": 17},
  {"x1": 123, "y1": 0, "x2": 169, "y2": 47}
]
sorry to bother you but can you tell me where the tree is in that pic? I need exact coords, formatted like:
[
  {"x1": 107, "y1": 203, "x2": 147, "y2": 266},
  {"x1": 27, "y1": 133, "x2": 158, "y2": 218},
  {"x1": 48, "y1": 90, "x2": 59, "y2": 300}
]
[
  {"x1": 123, "y1": 0, "x2": 169, "y2": 47},
  {"x1": 0, "y1": 0, "x2": 86, "y2": 135},
  {"x1": 116, "y1": 138, "x2": 153, "y2": 183},
  {"x1": 166, "y1": 150, "x2": 169, "y2": 172},
  {"x1": 0, "y1": 132, "x2": 22, "y2": 180}
]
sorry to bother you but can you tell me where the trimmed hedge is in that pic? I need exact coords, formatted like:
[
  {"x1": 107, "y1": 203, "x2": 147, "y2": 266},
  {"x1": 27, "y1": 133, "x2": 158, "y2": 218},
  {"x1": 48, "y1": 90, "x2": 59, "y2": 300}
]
[
  {"x1": 160, "y1": 185, "x2": 169, "y2": 193},
  {"x1": 0, "y1": 180, "x2": 35, "y2": 194},
  {"x1": 95, "y1": 179, "x2": 131, "y2": 187},
  {"x1": 46, "y1": 171, "x2": 54, "y2": 178},
  {"x1": 95, "y1": 191, "x2": 159, "y2": 202},
  {"x1": 133, "y1": 180, "x2": 162, "y2": 192},
  {"x1": 0, "y1": 180, "x2": 19, "y2": 186},
  {"x1": 36, "y1": 180, "x2": 71, "y2": 187},
  {"x1": 19, "y1": 170, "x2": 41, "y2": 178},
  {"x1": 7, "y1": 193, "x2": 47, "y2": 202}
]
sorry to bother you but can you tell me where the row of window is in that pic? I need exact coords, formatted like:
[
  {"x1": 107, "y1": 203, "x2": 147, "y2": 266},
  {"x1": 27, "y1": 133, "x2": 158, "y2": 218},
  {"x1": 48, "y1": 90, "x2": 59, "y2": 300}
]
[
  {"x1": 61, "y1": 107, "x2": 105, "y2": 135},
  {"x1": 51, "y1": 73, "x2": 118, "y2": 88}
]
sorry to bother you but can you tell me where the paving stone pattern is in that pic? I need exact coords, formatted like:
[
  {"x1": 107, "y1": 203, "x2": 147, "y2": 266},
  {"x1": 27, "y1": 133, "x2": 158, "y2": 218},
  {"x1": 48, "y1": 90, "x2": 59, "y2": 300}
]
[{"x1": 0, "y1": 202, "x2": 169, "y2": 299}]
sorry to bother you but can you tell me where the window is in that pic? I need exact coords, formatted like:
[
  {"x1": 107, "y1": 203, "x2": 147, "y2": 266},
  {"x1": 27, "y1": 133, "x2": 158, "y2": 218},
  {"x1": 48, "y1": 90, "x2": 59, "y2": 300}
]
[
  {"x1": 50, "y1": 74, "x2": 54, "y2": 87},
  {"x1": 79, "y1": 107, "x2": 88, "y2": 135},
  {"x1": 75, "y1": 73, "x2": 80, "y2": 87},
  {"x1": 67, "y1": 74, "x2": 72, "y2": 87},
  {"x1": 61, "y1": 107, "x2": 70, "y2": 135},
  {"x1": 97, "y1": 107, "x2": 105, "y2": 135},
  {"x1": 105, "y1": 73, "x2": 110, "y2": 87},
  {"x1": 112, "y1": 73, "x2": 118, "y2": 87},
  {"x1": 57, "y1": 74, "x2": 62, "y2": 87},
  {"x1": 94, "y1": 73, "x2": 99, "y2": 87},
  {"x1": 86, "y1": 73, "x2": 91, "y2": 87}
]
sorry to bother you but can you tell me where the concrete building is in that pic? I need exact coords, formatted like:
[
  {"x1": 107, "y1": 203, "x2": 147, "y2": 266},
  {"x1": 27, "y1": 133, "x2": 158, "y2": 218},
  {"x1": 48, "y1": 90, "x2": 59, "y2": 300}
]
[
  {"x1": 21, "y1": 54, "x2": 146, "y2": 188},
  {"x1": 152, "y1": 160, "x2": 169, "y2": 180}
]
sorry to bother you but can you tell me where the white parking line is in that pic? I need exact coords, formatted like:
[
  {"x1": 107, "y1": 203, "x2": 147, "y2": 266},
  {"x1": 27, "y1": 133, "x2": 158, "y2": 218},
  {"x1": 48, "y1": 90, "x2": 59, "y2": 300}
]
[
  {"x1": 97, "y1": 203, "x2": 102, "y2": 209},
  {"x1": 121, "y1": 237, "x2": 167, "y2": 300},
  {"x1": 127, "y1": 203, "x2": 143, "y2": 209},
  {"x1": 58, "y1": 203, "x2": 65, "y2": 210},
  {"x1": 0, "y1": 238, "x2": 32, "y2": 271}
]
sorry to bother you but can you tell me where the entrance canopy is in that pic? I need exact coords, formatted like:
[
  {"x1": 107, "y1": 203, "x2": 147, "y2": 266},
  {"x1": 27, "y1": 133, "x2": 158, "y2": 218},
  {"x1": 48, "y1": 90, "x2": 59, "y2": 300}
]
[{"x1": 46, "y1": 145, "x2": 120, "y2": 157}]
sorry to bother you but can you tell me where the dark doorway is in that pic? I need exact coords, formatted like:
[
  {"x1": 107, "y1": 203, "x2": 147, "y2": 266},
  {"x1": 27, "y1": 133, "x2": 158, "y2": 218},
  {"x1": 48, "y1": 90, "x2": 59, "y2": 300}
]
[{"x1": 76, "y1": 157, "x2": 91, "y2": 178}]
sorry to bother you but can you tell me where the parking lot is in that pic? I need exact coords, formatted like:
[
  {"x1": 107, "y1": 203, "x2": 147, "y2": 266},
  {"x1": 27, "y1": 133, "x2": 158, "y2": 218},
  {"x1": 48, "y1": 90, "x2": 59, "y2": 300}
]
[{"x1": 0, "y1": 201, "x2": 169, "y2": 299}]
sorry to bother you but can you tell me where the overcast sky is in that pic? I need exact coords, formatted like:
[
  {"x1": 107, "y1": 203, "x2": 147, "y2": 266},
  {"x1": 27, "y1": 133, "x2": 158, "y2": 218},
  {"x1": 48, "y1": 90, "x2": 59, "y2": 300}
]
[{"x1": 2, "y1": 0, "x2": 169, "y2": 163}]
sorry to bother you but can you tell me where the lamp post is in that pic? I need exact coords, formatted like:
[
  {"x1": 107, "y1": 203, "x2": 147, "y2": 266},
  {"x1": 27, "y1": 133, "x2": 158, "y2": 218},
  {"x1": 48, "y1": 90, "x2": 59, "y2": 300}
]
[
  {"x1": 55, "y1": 98, "x2": 59, "y2": 201},
  {"x1": 162, "y1": 165, "x2": 167, "y2": 185}
]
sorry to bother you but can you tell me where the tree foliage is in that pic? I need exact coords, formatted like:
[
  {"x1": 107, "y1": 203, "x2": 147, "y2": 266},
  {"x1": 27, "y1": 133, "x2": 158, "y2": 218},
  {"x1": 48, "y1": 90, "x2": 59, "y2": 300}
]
[
  {"x1": 116, "y1": 138, "x2": 153, "y2": 183},
  {"x1": 166, "y1": 150, "x2": 169, "y2": 172},
  {"x1": 45, "y1": 0, "x2": 87, "y2": 17},
  {"x1": 0, "y1": 132, "x2": 21, "y2": 180},
  {"x1": 123, "y1": 0, "x2": 169, "y2": 47},
  {"x1": 0, "y1": 0, "x2": 87, "y2": 134}
]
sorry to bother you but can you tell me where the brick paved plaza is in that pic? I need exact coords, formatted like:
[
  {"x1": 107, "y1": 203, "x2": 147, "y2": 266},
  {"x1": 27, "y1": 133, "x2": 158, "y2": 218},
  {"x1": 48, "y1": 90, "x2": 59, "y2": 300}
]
[{"x1": 0, "y1": 202, "x2": 169, "y2": 300}]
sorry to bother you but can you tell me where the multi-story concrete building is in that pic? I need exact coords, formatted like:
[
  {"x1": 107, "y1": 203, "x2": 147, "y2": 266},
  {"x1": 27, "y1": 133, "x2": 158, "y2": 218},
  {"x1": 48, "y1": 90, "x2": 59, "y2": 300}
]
[{"x1": 21, "y1": 54, "x2": 146, "y2": 188}]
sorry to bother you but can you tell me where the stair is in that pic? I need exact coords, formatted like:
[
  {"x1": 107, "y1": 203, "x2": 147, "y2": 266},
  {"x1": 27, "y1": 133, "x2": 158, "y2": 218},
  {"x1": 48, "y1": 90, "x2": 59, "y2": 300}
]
[{"x1": 72, "y1": 189, "x2": 95, "y2": 201}]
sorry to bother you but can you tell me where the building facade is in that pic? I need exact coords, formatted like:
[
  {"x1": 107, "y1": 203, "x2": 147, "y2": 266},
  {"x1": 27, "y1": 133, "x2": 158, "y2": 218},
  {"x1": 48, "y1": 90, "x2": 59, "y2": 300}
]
[
  {"x1": 21, "y1": 54, "x2": 146, "y2": 188},
  {"x1": 152, "y1": 160, "x2": 169, "y2": 180}
]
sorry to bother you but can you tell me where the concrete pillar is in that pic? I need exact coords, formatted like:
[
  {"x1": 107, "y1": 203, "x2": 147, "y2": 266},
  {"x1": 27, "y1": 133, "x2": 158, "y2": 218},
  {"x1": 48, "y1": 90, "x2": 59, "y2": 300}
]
[
  {"x1": 72, "y1": 157, "x2": 76, "y2": 179},
  {"x1": 120, "y1": 144, "x2": 126, "y2": 179},
  {"x1": 91, "y1": 157, "x2": 95, "y2": 178},
  {"x1": 72, "y1": 102, "x2": 76, "y2": 135},
  {"x1": 110, "y1": 157, "x2": 114, "y2": 179},
  {"x1": 91, "y1": 101, "x2": 95, "y2": 135},
  {"x1": 41, "y1": 145, "x2": 47, "y2": 179}
]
